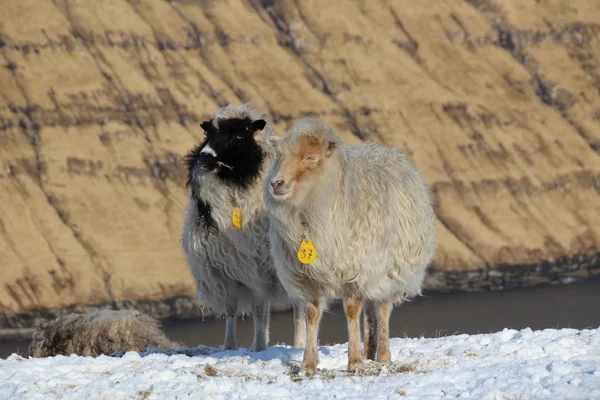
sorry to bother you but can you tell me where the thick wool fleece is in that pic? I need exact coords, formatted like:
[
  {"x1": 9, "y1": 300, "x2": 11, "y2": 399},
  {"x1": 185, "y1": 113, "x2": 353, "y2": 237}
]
[
  {"x1": 28, "y1": 310, "x2": 180, "y2": 357},
  {"x1": 182, "y1": 104, "x2": 289, "y2": 314},
  {"x1": 265, "y1": 118, "x2": 437, "y2": 304}
]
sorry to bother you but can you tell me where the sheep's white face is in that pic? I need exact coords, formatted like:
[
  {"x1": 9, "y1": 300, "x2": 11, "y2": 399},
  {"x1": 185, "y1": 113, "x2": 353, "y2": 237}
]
[{"x1": 266, "y1": 132, "x2": 338, "y2": 205}]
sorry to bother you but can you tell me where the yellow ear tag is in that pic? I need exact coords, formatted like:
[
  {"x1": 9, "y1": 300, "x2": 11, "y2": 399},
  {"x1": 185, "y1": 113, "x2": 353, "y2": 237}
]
[
  {"x1": 297, "y1": 238, "x2": 317, "y2": 264},
  {"x1": 232, "y1": 207, "x2": 243, "y2": 230}
]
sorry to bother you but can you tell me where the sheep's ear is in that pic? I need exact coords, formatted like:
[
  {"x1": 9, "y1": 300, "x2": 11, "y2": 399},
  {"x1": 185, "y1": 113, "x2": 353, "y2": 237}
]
[
  {"x1": 266, "y1": 135, "x2": 281, "y2": 151},
  {"x1": 325, "y1": 139, "x2": 338, "y2": 157},
  {"x1": 252, "y1": 119, "x2": 267, "y2": 132},
  {"x1": 200, "y1": 120, "x2": 213, "y2": 133}
]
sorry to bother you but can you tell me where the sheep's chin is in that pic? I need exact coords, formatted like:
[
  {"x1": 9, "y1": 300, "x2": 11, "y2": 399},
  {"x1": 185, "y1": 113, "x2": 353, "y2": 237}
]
[
  {"x1": 196, "y1": 164, "x2": 216, "y2": 175},
  {"x1": 269, "y1": 186, "x2": 293, "y2": 201}
]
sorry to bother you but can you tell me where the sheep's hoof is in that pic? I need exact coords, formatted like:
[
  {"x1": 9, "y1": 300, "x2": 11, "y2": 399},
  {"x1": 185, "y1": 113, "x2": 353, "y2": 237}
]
[
  {"x1": 377, "y1": 349, "x2": 391, "y2": 364},
  {"x1": 301, "y1": 361, "x2": 317, "y2": 376},
  {"x1": 348, "y1": 358, "x2": 364, "y2": 373},
  {"x1": 251, "y1": 341, "x2": 267, "y2": 352},
  {"x1": 223, "y1": 343, "x2": 238, "y2": 351}
]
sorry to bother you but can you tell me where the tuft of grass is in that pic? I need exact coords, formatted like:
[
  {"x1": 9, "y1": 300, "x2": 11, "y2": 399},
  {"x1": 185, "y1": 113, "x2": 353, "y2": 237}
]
[
  {"x1": 204, "y1": 365, "x2": 217, "y2": 377},
  {"x1": 286, "y1": 360, "x2": 430, "y2": 381},
  {"x1": 139, "y1": 390, "x2": 151, "y2": 400},
  {"x1": 395, "y1": 362, "x2": 419, "y2": 374},
  {"x1": 358, "y1": 363, "x2": 386, "y2": 376},
  {"x1": 216, "y1": 161, "x2": 233, "y2": 170},
  {"x1": 321, "y1": 370, "x2": 337, "y2": 380},
  {"x1": 465, "y1": 352, "x2": 478, "y2": 357},
  {"x1": 395, "y1": 389, "x2": 406, "y2": 396}
]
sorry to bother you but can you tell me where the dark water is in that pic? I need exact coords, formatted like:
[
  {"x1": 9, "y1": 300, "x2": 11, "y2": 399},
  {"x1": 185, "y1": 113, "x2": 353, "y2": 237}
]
[{"x1": 2, "y1": 278, "x2": 599, "y2": 358}]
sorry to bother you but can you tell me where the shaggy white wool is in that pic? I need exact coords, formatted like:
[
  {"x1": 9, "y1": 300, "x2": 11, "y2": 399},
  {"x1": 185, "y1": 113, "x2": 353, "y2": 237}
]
[{"x1": 265, "y1": 118, "x2": 437, "y2": 304}]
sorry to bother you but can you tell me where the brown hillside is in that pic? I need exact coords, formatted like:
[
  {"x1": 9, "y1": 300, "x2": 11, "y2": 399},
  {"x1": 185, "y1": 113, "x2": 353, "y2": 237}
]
[{"x1": 0, "y1": 0, "x2": 599, "y2": 327}]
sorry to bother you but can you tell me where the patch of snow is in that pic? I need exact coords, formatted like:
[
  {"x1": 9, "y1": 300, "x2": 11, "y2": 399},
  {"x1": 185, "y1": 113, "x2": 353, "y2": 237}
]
[
  {"x1": 1, "y1": 327, "x2": 598, "y2": 399},
  {"x1": 559, "y1": 277, "x2": 580, "y2": 285}
]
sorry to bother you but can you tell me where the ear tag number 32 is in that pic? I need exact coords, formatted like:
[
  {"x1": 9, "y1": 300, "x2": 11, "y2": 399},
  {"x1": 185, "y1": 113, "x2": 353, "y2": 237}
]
[
  {"x1": 232, "y1": 207, "x2": 243, "y2": 230},
  {"x1": 297, "y1": 238, "x2": 317, "y2": 264}
]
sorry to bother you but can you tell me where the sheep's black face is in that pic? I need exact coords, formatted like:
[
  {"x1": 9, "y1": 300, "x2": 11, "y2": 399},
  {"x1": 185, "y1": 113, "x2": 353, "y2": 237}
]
[{"x1": 184, "y1": 117, "x2": 267, "y2": 192}]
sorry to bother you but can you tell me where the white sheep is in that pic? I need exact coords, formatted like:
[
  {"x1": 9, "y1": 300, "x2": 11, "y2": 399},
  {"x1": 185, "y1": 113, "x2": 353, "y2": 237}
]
[
  {"x1": 28, "y1": 310, "x2": 180, "y2": 357},
  {"x1": 182, "y1": 104, "x2": 306, "y2": 352},
  {"x1": 264, "y1": 118, "x2": 437, "y2": 374}
]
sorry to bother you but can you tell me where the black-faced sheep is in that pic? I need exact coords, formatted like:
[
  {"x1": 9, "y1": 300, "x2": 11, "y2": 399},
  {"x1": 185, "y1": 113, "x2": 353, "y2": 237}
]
[
  {"x1": 182, "y1": 104, "x2": 306, "y2": 352},
  {"x1": 263, "y1": 118, "x2": 437, "y2": 374},
  {"x1": 28, "y1": 310, "x2": 180, "y2": 357}
]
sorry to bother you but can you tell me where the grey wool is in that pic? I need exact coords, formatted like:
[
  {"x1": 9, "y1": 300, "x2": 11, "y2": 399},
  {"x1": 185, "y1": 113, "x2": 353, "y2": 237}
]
[{"x1": 182, "y1": 104, "x2": 306, "y2": 352}]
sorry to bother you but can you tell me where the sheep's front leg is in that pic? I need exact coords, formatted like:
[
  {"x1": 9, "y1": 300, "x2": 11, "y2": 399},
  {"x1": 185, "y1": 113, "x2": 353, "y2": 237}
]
[
  {"x1": 251, "y1": 299, "x2": 269, "y2": 352},
  {"x1": 376, "y1": 300, "x2": 393, "y2": 364},
  {"x1": 293, "y1": 303, "x2": 306, "y2": 348},
  {"x1": 223, "y1": 295, "x2": 239, "y2": 351},
  {"x1": 301, "y1": 299, "x2": 324, "y2": 376},
  {"x1": 363, "y1": 300, "x2": 377, "y2": 361},
  {"x1": 344, "y1": 297, "x2": 364, "y2": 373}
]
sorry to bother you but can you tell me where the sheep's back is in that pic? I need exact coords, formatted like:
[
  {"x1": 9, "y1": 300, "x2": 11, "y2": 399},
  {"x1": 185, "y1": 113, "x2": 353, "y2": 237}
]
[{"x1": 345, "y1": 143, "x2": 436, "y2": 283}]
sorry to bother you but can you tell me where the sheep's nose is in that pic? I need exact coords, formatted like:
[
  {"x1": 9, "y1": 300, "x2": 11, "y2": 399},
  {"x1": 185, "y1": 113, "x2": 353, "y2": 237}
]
[
  {"x1": 271, "y1": 179, "x2": 284, "y2": 189},
  {"x1": 198, "y1": 152, "x2": 217, "y2": 171}
]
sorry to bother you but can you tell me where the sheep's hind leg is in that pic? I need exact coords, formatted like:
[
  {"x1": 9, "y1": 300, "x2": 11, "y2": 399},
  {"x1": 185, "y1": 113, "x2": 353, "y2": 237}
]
[
  {"x1": 301, "y1": 299, "x2": 324, "y2": 376},
  {"x1": 251, "y1": 299, "x2": 269, "y2": 352},
  {"x1": 363, "y1": 300, "x2": 377, "y2": 361},
  {"x1": 344, "y1": 297, "x2": 364, "y2": 373},
  {"x1": 293, "y1": 303, "x2": 306, "y2": 348},
  {"x1": 264, "y1": 301, "x2": 271, "y2": 346},
  {"x1": 376, "y1": 299, "x2": 393, "y2": 364},
  {"x1": 223, "y1": 296, "x2": 239, "y2": 351}
]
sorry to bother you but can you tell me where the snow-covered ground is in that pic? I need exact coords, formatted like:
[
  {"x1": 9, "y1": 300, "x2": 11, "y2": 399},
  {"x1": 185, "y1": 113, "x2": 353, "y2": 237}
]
[{"x1": 1, "y1": 327, "x2": 598, "y2": 399}]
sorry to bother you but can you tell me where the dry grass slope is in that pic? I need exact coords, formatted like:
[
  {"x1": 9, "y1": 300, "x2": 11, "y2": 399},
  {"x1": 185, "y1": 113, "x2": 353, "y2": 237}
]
[{"x1": 0, "y1": 0, "x2": 598, "y2": 326}]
